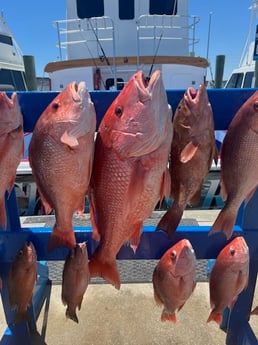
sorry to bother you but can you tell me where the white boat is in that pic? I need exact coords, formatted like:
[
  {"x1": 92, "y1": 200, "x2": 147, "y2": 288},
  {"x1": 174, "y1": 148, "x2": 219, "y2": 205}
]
[
  {"x1": 0, "y1": 13, "x2": 27, "y2": 91},
  {"x1": 225, "y1": 0, "x2": 258, "y2": 89},
  {"x1": 44, "y1": 0, "x2": 208, "y2": 91}
]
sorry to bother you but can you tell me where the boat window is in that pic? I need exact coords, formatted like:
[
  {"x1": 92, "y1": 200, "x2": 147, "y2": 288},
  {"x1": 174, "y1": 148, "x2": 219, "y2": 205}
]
[
  {"x1": 105, "y1": 78, "x2": 124, "y2": 90},
  {"x1": 243, "y1": 71, "x2": 254, "y2": 88},
  {"x1": 149, "y1": 0, "x2": 177, "y2": 15},
  {"x1": 225, "y1": 73, "x2": 244, "y2": 88},
  {"x1": 0, "y1": 34, "x2": 13, "y2": 46},
  {"x1": 0, "y1": 69, "x2": 27, "y2": 91},
  {"x1": 119, "y1": 0, "x2": 134, "y2": 20},
  {"x1": 76, "y1": 0, "x2": 104, "y2": 19}
]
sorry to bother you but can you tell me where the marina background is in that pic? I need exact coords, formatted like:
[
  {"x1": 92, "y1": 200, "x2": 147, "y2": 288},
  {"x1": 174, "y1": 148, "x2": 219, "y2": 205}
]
[{"x1": 0, "y1": 0, "x2": 254, "y2": 83}]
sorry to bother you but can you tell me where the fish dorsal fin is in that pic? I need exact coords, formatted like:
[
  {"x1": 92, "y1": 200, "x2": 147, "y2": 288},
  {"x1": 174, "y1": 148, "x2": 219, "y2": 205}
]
[{"x1": 180, "y1": 142, "x2": 198, "y2": 163}]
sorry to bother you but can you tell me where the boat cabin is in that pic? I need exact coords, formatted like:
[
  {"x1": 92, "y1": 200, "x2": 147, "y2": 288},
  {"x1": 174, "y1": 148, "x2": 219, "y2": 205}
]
[{"x1": 45, "y1": 0, "x2": 208, "y2": 90}]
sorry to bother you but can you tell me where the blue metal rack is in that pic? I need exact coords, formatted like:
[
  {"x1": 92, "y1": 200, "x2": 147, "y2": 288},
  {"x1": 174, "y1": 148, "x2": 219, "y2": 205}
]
[{"x1": 1, "y1": 88, "x2": 258, "y2": 344}]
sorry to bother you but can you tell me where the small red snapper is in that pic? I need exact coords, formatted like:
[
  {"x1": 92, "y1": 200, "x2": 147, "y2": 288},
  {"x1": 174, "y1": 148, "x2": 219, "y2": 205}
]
[
  {"x1": 89, "y1": 70, "x2": 173, "y2": 289},
  {"x1": 7, "y1": 242, "x2": 37, "y2": 323},
  {"x1": 152, "y1": 239, "x2": 196, "y2": 323},
  {"x1": 0, "y1": 92, "x2": 24, "y2": 229},
  {"x1": 209, "y1": 91, "x2": 258, "y2": 239},
  {"x1": 62, "y1": 242, "x2": 90, "y2": 323},
  {"x1": 157, "y1": 84, "x2": 217, "y2": 238},
  {"x1": 207, "y1": 236, "x2": 249, "y2": 324},
  {"x1": 29, "y1": 82, "x2": 96, "y2": 251}
]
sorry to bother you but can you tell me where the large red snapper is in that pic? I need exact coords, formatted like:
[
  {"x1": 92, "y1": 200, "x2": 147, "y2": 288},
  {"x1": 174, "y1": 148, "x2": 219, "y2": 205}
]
[
  {"x1": 156, "y1": 84, "x2": 217, "y2": 238},
  {"x1": 209, "y1": 91, "x2": 258, "y2": 239},
  {"x1": 29, "y1": 82, "x2": 96, "y2": 251},
  {"x1": 152, "y1": 239, "x2": 196, "y2": 323},
  {"x1": 207, "y1": 236, "x2": 249, "y2": 324},
  {"x1": 7, "y1": 242, "x2": 37, "y2": 323},
  {"x1": 62, "y1": 242, "x2": 90, "y2": 323},
  {"x1": 89, "y1": 70, "x2": 173, "y2": 289},
  {"x1": 0, "y1": 92, "x2": 24, "y2": 229}
]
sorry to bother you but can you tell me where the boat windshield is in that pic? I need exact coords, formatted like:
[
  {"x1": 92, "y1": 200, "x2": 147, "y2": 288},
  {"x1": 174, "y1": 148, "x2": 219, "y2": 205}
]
[
  {"x1": 0, "y1": 69, "x2": 27, "y2": 91},
  {"x1": 225, "y1": 71, "x2": 254, "y2": 88},
  {"x1": 225, "y1": 73, "x2": 244, "y2": 88}
]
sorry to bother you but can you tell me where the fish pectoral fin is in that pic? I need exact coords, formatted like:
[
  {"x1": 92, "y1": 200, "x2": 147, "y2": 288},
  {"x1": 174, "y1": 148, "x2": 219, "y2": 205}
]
[
  {"x1": 180, "y1": 142, "x2": 199, "y2": 163},
  {"x1": 61, "y1": 131, "x2": 79, "y2": 148},
  {"x1": 129, "y1": 223, "x2": 142, "y2": 253}
]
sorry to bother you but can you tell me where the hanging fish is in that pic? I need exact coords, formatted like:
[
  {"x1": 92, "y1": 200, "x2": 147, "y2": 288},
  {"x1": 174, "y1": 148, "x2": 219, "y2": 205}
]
[
  {"x1": 152, "y1": 239, "x2": 196, "y2": 323},
  {"x1": 29, "y1": 82, "x2": 96, "y2": 251},
  {"x1": 89, "y1": 70, "x2": 173, "y2": 289}
]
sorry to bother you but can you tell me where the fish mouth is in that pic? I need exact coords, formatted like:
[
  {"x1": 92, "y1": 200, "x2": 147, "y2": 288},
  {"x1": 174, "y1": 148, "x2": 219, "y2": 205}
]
[
  {"x1": 70, "y1": 81, "x2": 87, "y2": 102},
  {"x1": 135, "y1": 70, "x2": 161, "y2": 101},
  {"x1": 0, "y1": 92, "x2": 16, "y2": 109},
  {"x1": 184, "y1": 84, "x2": 205, "y2": 107}
]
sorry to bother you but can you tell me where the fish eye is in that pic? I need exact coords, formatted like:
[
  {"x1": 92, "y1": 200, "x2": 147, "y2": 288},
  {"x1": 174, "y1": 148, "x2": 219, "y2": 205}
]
[
  {"x1": 229, "y1": 247, "x2": 235, "y2": 256},
  {"x1": 254, "y1": 101, "x2": 258, "y2": 111},
  {"x1": 52, "y1": 102, "x2": 59, "y2": 110},
  {"x1": 115, "y1": 105, "x2": 123, "y2": 118},
  {"x1": 171, "y1": 250, "x2": 177, "y2": 260}
]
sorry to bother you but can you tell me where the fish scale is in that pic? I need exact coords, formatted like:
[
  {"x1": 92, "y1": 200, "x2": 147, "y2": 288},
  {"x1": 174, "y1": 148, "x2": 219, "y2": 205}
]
[
  {"x1": 89, "y1": 70, "x2": 173, "y2": 289},
  {"x1": 0, "y1": 92, "x2": 24, "y2": 229},
  {"x1": 156, "y1": 84, "x2": 217, "y2": 238},
  {"x1": 29, "y1": 82, "x2": 96, "y2": 251},
  {"x1": 209, "y1": 90, "x2": 258, "y2": 239}
]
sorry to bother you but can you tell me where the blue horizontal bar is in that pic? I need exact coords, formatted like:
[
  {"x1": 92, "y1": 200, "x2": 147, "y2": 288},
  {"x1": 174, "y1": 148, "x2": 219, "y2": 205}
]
[
  {"x1": 0, "y1": 225, "x2": 245, "y2": 262},
  {"x1": 9, "y1": 88, "x2": 257, "y2": 133}
]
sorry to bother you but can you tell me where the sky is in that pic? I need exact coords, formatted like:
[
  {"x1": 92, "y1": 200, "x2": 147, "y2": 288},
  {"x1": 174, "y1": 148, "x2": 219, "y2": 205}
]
[{"x1": 0, "y1": 0, "x2": 256, "y2": 81}]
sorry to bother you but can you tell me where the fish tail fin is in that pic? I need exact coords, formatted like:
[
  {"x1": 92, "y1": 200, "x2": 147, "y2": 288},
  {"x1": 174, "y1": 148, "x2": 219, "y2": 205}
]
[
  {"x1": 207, "y1": 311, "x2": 222, "y2": 325},
  {"x1": 208, "y1": 207, "x2": 237, "y2": 239},
  {"x1": 66, "y1": 307, "x2": 79, "y2": 323},
  {"x1": 48, "y1": 223, "x2": 76, "y2": 251},
  {"x1": 14, "y1": 310, "x2": 29, "y2": 324},
  {"x1": 156, "y1": 205, "x2": 184, "y2": 238},
  {"x1": 89, "y1": 253, "x2": 120, "y2": 290},
  {"x1": 161, "y1": 310, "x2": 176, "y2": 323},
  {"x1": 0, "y1": 197, "x2": 7, "y2": 230}
]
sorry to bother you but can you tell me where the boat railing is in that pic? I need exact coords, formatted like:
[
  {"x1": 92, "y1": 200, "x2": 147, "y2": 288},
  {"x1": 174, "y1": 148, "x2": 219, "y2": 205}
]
[
  {"x1": 136, "y1": 14, "x2": 200, "y2": 67},
  {"x1": 53, "y1": 17, "x2": 115, "y2": 57},
  {"x1": 53, "y1": 16, "x2": 117, "y2": 86}
]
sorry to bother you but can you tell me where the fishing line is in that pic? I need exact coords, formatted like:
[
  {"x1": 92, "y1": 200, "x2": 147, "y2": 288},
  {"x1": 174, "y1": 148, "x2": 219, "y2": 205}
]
[
  {"x1": 148, "y1": 32, "x2": 163, "y2": 78},
  {"x1": 87, "y1": 18, "x2": 111, "y2": 67}
]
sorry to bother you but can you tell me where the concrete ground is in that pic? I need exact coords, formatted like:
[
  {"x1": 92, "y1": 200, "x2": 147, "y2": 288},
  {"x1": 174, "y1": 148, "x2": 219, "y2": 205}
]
[{"x1": 1, "y1": 210, "x2": 258, "y2": 344}]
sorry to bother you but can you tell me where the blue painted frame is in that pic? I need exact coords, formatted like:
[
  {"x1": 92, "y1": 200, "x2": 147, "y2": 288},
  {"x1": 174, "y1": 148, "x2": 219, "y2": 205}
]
[{"x1": 1, "y1": 88, "x2": 258, "y2": 345}]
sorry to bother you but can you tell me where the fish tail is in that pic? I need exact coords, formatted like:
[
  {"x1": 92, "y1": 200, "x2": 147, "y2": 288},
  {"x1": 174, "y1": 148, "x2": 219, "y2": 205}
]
[
  {"x1": 89, "y1": 253, "x2": 121, "y2": 290},
  {"x1": 208, "y1": 207, "x2": 237, "y2": 239},
  {"x1": 48, "y1": 223, "x2": 76, "y2": 251},
  {"x1": 161, "y1": 310, "x2": 176, "y2": 323},
  {"x1": 66, "y1": 307, "x2": 79, "y2": 323},
  {"x1": 0, "y1": 197, "x2": 7, "y2": 230},
  {"x1": 207, "y1": 311, "x2": 222, "y2": 325},
  {"x1": 156, "y1": 205, "x2": 184, "y2": 238}
]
